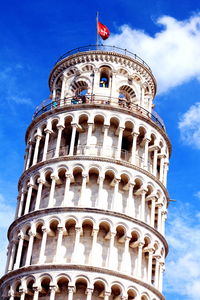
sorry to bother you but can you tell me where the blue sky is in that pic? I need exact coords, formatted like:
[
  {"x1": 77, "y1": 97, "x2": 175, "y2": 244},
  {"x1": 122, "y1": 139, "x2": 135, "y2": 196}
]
[{"x1": 1, "y1": 0, "x2": 200, "y2": 299}]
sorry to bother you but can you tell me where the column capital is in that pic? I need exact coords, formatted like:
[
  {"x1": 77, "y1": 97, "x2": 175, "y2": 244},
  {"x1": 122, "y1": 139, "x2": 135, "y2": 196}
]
[
  {"x1": 156, "y1": 202, "x2": 164, "y2": 208},
  {"x1": 18, "y1": 232, "x2": 25, "y2": 240},
  {"x1": 92, "y1": 228, "x2": 99, "y2": 235},
  {"x1": 131, "y1": 131, "x2": 139, "y2": 137},
  {"x1": 44, "y1": 128, "x2": 53, "y2": 134},
  {"x1": 65, "y1": 172, "x2": 72, "y2": 179},
  {"x1": 34, "y1": 134, "x2": 42, "y2": 141},
  {"x1": 37, "y1": 177, "x2": 46, "y2": 184},
  {"x1": 86, "y1": 288, "x2": 93, "y2": 295},
  {"x1": 138, "y1": 241, "x2": 145, "y2": 248},
  {"x1": 68, "y1": 286, "x2": 75, "y2": 293},
  {"x1": 49, "y1": 285, "x2": 58, "y2": 292},
  {"x1": 104, "y1": 291, "x2": 111, "y2": 297},
  {"x1": 56, "y1": 124, "x2": 65, "y2": 130},
  {"x1": 50, "y1": 174, "x2": 59, "y2": 181}
]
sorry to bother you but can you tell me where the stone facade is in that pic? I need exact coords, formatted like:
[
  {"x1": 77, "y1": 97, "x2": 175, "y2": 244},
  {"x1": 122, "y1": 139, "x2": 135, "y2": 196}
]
[{"x1": 0, "y1": 46, "x2": 171, "y2": 300}]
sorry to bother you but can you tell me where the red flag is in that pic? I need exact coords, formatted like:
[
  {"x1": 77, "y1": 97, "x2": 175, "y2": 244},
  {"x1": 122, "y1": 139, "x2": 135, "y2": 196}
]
[{"x1": 98, "y1": 21, "x2": 110, "y2": 40}]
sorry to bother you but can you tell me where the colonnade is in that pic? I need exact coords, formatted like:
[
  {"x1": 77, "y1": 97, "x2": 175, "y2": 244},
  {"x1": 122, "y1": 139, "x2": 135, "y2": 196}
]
[
  {"x1": 24, "y1": 117, "x2": 169, "y2": 185},
  {"x1": 6, "y1": 219, "x2": 165, "y2": 291},
  {"x1": 16, "y1": 169, "x2": 167, "y2": 233}
]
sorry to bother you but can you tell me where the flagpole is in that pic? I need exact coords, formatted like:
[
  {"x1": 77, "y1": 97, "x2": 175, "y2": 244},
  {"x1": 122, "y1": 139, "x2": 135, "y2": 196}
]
[{"x1": 96, "y1": 11, "x2": 99, "y2": 50}]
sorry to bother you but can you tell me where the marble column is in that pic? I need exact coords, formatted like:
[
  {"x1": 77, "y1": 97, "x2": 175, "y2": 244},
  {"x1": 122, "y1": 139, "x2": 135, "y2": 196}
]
[
  {"x1": 102, "y1": 125, "x2": 109, "y2": 155},
  {"x1": 131, "y1": 132, "x2": 138, "y2": 164},
  {"x1": 137, "y1": 242, "x2": 144, "y2": 278},
  {"x1": 90, "y1": 229, "x2": 98, "y2": 264},
  {"x1": 126, "y1": 183, "x2": 134, "y2": 216},
  {"x1": 14, "y1": 232, "x2": 24, "y2": 269},
  {"x1": 68, "y1": 287, "x2": 75, "y2": 300},
  {"x1": 97, "y1": 176, "x2": 104, "y2": 208},
  {"x1": 42, "y1": 129, "x2": 52, "y2": 161},
  {"x1": 55, "y1": 227, "x2": 64, "y2": 262},
  {"x1": 144, "y1": 138, "x2": 150, "y2": 171},
  {"x1": 63, "y1": 173, "x2": 71, "y2": 206},
  {"x1": 25, "y1": 141, "x2": 33, "y2": 170},
  {"x1": 25, "y1": 231, "x2": 35, "y2": 266},
  {"x1": 32, "y1": 135, "x2": 42, "y2": 165},
  {"x1": 112, "y1": 179, "x2": 120, "y2": 211},
  {"x1": 147, "y1": 249, "x2": 154, "y2": 283},
  {"x1": 35, "y1": 178, "x2": 45, "y2": 210},
  {"x1": 54, "y1": 125, "x2": 64, "y2": 158},
  {"x1": 48, "y1": 175, "x2": 58, "y2": 208},
  {"x1": 79, "y1": 174, "x2": 87, "y2": 206},
  {"x1": 153, "y1": 147, "x2": 159, "y2": 177},
  {"x1": 24, "y1": 182, "x2": 34, "y2": 214},
  {"x1": 69, "y1": 124, "x2": 77, "y2": 155},
  {"x1": 108, "y1": 232, "x2": 115, "y2": 268},
  {"x1": 116, "y1": 127, "x2": 124, "y2": 159},
  {"x1": 72, "y1": 227, "x2": 81, "y2": 262},
  {"x1": 39, "y1": 227, "x2": 48, "y2": 263}
]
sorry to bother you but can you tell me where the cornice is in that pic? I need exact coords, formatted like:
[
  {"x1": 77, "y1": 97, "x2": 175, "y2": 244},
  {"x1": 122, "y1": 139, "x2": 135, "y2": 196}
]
[
  {"x1": 48, "y1": 50, "x2": 157, "y2": 96},
  {"x1": 0, "y1": 264, "x2": 165, "y2": 299},
  {"x1": 7, "y1": 206, "x2": 168, "y2": 256},
  {"x1": 25, "y1": 104, "x2": 172, "y2": 156},
  {"x1": 18, "y1": 155, "x2": 170, "y2": 202}
]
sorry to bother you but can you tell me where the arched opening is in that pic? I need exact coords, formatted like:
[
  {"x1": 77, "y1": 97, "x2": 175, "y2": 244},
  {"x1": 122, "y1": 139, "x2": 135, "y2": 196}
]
[
  {"x1": 127, "y1": 289, "x2": 137, "y2": 299},
  {"x1": 64, "y1": 219, "x2": 77, "y2": 263},
  {"x1": 80, "y1": 220, "x2": 93, "y2": 264},
  {"x1": 76, "y1": 115, "x2": 89, "y2": 154},
  {"x1": 47, "y1": 119, "x2": 59, "y2": 159},
  {"x1": 136, "y1": 127, "x2": 146, "y2": 168},
  {"x1": 39, "y1": 277, "x2": 51, "y2": 297},
  {"x1": 40, "y1": 170, "x2": 52, "y2": 209},
  {"x1": 25, "y1": 278, "x2": 35, "y2": 299},
  {"x1": 110, "y1": 284, "x2": 122, "y2": 299},
  {"x1": 102, "y1": 170, "x2": 115, "y2": 210},
  {"x1": 60, "y1": 116, "x2": 73, "y2": 156},
  {"x1": 45, "y1": 219, "x2": 59, "y2": 263},
  {"x1": 97, "y1": 221, "x2": 110, "y2": 267},
  {"x1": 114, "y1": 225, "x2": 126, "y2": 271},
  {"x1": 133, "y1": 178, "x2": 143, "y2": 219},
  {"x1": 74, "y1": 278, "x2": 88, "y2": 300},
  {"x1": 107, "y1": 118, "x2": 119, "y2": 157},
  {"x1": 70, "y1": 167, "x2": 83, "y2": 206},
  {"x1": 55, "y1": 277, "x2": 69, "y2": 298},
  {"x1": 54, "y1": 168, "x2": 66, "y2": 207},
  {"x1": 121, "y1": 121, "x2": 134, "y2": 161},
  {"x1": 87, "y1": 168, "x2": 99, "y2": 207},
  {"x1": 129, "y1": 231, "x2": 140, "y2": 276},
  {"x1": 99, "y1": 66, "x2": 111, "y2": 88},
  {"x1": 118, "y1": 174, "x2": 129, "y2": 213},
  {"x1": 31, "y1": 222, "x2": 43, "y2": 265},
  {"x1": 92, "y1": 281, "x2": 105, "y2": 299},
  {"x1": 20, "y1": 226, "x2": 30, "y2": 268},
  {"x1": 118, "y1": 85, "x2": 136, "y2": 108}
]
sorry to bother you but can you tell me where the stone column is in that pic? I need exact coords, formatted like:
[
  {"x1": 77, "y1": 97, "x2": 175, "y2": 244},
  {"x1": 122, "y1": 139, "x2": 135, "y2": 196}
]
[
  {"x1": 14, "y1": 232, "x2": 24, "y2": 269},
  {"x1": 63, "y1": 173, "x2": 71, "y2": 206},
  {"x1": 54, "y1": 125, "x2": 64, "y2": 158},
  {"x1": 104, "y1": 292, "x2": 111, "y2": 300},
  {"x1": 150, "y1": 197, "x2": 156, "y2": 228},
  {"x1": 90, "y1": 229, "x2": 98, "y2": 264},
  {"x1": 79, "y1": 173, "x2": 87, "y2": 206},
  {"x1": 17, "y1": 189, "x2": 26, "y2": 218},
  {"x1": 159, "y1": 154, "x2": 165, "y2": 182},
  {"x1": 32, "y1": 135, "x2": 42, "y2": 165},
  {"x1": 108, "y1": 232, "x2": 115, "y2": 268},
  {"x1": 69, "y1": 124, "x2": 77, "y2": 155},
  {"x1": 102, "y1": 125, "x2": 109, "y2": 155},
  {"x1": 123, "y1": 236, "x2": 131, "y2": 271},
  {"x1": 55, "y1": 227, "x2": 64, "y2": 262},
  {"x1": 161, "y1": 210, "x2": 167, "y2": 235},
  {"x1": 159, "y1": 262, "x2": 165, "y2": 292},
  {"x1": 49, "y1": 286, "x2": 57, "y2": 300},
  {"x1": 116, "y1": 127, "x2": 124, "y2": 159},
  {"x1": 42, "y1": 129, "x2": 52, "y2": 161},
  {"x1": 154, "y1": 257, "x2": 160, "y2": 288},
  {"x1": 97, "y1": 176, "x2": 104, "y2": 208},
  {"x1": 25, "y1": 141, "x2": 33, "y2": 170},
  {"x1": 140, "y1": 189, "x2": 147, "y2": 222},
  {"x1": 137, "y1": 242, "x2": 144, "y2": 278},
  {"x1": 25, "y1": 231, "x2": 35, "y2": 266},
  {"x1": 112, "y1": 179, "x2": 120, "y2": 211},
  {"x1": 163, "y1": 161, "x2": 169, "y2": 186},
  {"x1": 86, "y1": 123, "x2": 93, "y2": 147},
  {"x1": 20, "y1": 290, "x2": 26, "y2": 300},
  {"x1": 86, "y1": 288, "x2": 93, "y2": 300},
  {"x1": 39, "y1": 227, "x2": 48, "y2": 263},
  {"x1": 126, "y1": 183, "x2": 134, "y2": 216},
  {"x1": 7, "y1": 240, "x2": 17, "y2": 271},
  {"x1": 68, "y1": 287, "x2": 75, "y2": 300},
  {"x1": 153, "y1": 147, "x2": 159, "y2": 176},
  {"x1": 157, "y1": 203, "x2": 163, "y2": 232},
  {"x1": 35, "y1": 178, "x2": 45, "y2": 210},
  {"x1": 147, "y1": 249, "x2": 154, "y2": 283},
  {"x1": 48, "y1": 175, "x2": 58, "y2": 208},
  {"x1": 131, "y1": 132, "x2": 138, "y2": 164},
  {"x1": 24, "y1": 182, "x2": 34, "y2": 214},
  {"x1": 144, "y1": 138, "x2": 150, "y2": 171},
  {"x1": 72, "y1": 227, "x2": 81, "y2": 262},
  {"x1": 33, "y1": 287, "x2": 40, "y2": 300},
  {"x1": 9, "y1": 291, "x2": 14, "y2": 300}
]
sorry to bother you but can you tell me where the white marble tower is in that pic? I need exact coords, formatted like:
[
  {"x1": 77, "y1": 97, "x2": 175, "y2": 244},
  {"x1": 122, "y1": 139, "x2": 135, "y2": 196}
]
[{"x1": 0, "y1": 45, "x2": 171, "y2": 300}]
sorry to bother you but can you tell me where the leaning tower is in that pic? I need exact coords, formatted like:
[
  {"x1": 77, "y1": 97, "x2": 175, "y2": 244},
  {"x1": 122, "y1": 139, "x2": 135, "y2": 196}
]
[{"x1": 0, "y1": 45, "x2": 171, "y2": 300}]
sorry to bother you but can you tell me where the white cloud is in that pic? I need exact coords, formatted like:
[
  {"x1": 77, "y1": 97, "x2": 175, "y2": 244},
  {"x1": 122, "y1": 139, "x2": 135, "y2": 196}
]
[
  {"x1": 178, "y1": 102, "x2": 200, "y2": 148},
  {"x1": 0, "y1": 194, "x2": 15, "y2": 277},
  {"x1": 106, "y1": 14, "x2": 200, "y2": 93},
  {"x1": 165, "y1": 205, "x2": 200, "y2": 299}
]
